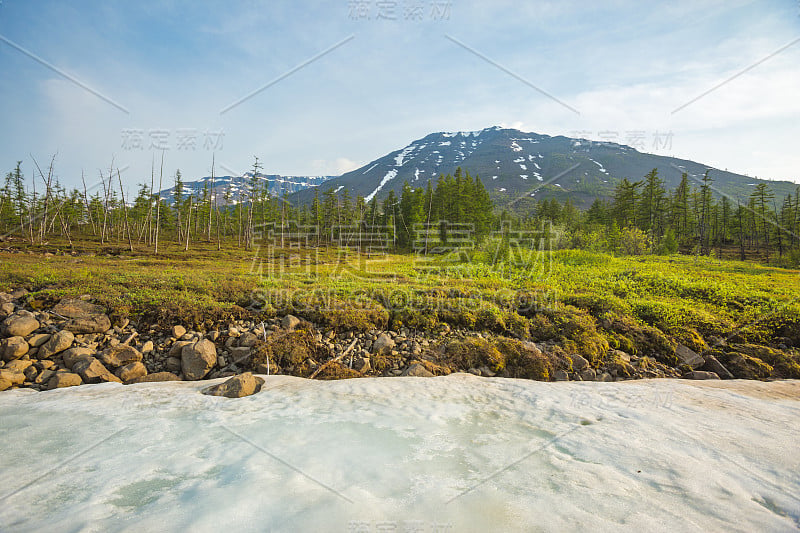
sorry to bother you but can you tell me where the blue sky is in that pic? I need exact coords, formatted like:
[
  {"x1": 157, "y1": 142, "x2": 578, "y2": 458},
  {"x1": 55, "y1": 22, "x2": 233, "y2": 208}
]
[{"x1": 1, "y1": 0, "x2": 799, "y2": 193}]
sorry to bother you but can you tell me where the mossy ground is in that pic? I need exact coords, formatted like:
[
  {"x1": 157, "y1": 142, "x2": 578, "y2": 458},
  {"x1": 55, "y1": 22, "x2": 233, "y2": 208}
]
[{"x1": 2, "y1": 241, "x2": 799, "y2": 380}]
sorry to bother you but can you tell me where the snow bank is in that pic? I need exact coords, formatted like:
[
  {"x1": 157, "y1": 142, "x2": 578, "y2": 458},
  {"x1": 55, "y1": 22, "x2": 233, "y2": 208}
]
[{"x1": 1, "y1": 377, "x2": 798, "y2": 532}]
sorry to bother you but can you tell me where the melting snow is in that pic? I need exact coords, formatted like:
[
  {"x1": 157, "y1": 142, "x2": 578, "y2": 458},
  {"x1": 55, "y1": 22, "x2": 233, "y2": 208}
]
[
  {"x1": 511, "y1": 141, "x2": 522, "y2": 152},
  {"x1": 394, "y1": 145, "x2": 417, "y2": 167},
  {"x1": 365, "y1": 169, "x2": 398, "y2": 201},
  {"x1": 439, "y1": 141, "x2": 452, "y2": 147},
  {"x1": 499, "y1": 187, "x2": 506, "y2": 192},
  {"x1": 520, "y1": 174, "x2": 528, "y2": 179}
]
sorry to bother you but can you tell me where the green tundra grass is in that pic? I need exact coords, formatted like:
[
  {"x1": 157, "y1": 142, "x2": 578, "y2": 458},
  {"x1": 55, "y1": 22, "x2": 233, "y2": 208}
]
[{"x1": 1, "y1": 241, "x2": 799, "y2": 377}]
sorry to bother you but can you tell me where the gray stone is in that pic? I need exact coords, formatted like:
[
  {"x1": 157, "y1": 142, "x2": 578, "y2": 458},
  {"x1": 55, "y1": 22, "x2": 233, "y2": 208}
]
[
  {"x1": 27, "y1": 333, "x2": 51, "y2": 347},
  {"x1": 372, "y1": 333, "x2": 395, "y2": 355},
  {"x1": 116, "y1": 362, "x2": 147, "y2": 382},
  {"x1": 3, "y1": 312, "x2": 40, "y2": 337},
  {"x1": 1, "y1": 336, "x2": 29, "y2": 361},
  {"x1": 683, "y1": 370, "x2": 721, "y2": 380},
  {"x1": 165, "y1": 357, "x2": 182, "y2": 373},
  {"x1": 37, "y1": 330, "x2": 74, "y2": 359},
  {"x1": 554, "y1": 369, "x2": 570, "y2": 381},
  {"x1": 201, "y1": 372, "x2": 265, "y2": 398},
  {"x1": 281, "y1": 315, "x2": 301, "y2": 331},
  {"x1": 53, "y1": 298, "x2": 105, "y2": 318},
  {"x1": 353, "y1": 356, "x2": 370, "y2": 373},
  {"x1": 570, "y1": 354, "x2": 589, "y2": 371},
  {"x1": 701, "y1": 354, "x2": 735, "y2": 380},
  {"x1": 0, "y1": 302, "x2": 15, "y2": 317},
  {"x1": 610, "y1": 349, "x2": 631, "y2": 363},
  {"x1": 72, "y1": 357, "x2": 121, "y2": 384},
  {"x1": 580, "y1": 368, "x2": 597, "y2": 381},
  {"x1": 598, "y1": 372, "x2": 614, "y2": 382},
  {"x1": 237, "y1": 332, "x2": 258, "y2": 348},
  {"x1": 181, "y1": 339, "x2": 217, "y2": 380},
  {"x1": 675, "y1": 344, "x2": 704, "y2": 369},
  {"x1": 171, "y1": 325, "x2": 186, "y2": 338},
  {"x1": 62, "y1": 347, "x2": 96, "y2": 369},
  {"x1": 169, "y1": 340, "x2": 193, "y2": 356},
  {"x1": 229, "y1": 346, "x2": 252, "y2": 366},
  {"x1": 34, "y1": 368, "x2": 56, "y2": 384},
  {"x1": 100, "y1": 345, "x2": 142, "y2": 367},
  {"x1": 401, "y1": 363, "x2": 434, "y2": 377},
  {"x1": 65, "y1": 314, "x2": 112, "y2": 334},
  {"x1": 47, "y1": 372, "x2": 83, "y2": 389},
  {"x1": 127, "y1": 372, "x2": 181, "y2": 384}
]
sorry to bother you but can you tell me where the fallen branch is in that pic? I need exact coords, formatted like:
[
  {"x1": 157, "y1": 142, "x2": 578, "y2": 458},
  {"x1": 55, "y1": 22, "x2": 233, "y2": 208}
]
[{"x1": 309, "y1": 339, "x2": 358, "y2": 380}]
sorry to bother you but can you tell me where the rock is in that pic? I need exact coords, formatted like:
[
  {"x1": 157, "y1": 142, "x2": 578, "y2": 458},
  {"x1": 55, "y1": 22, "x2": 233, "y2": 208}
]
[
  {"x1": 1, "y1": 336, "x2": 29, "y2": 361},
  {"x1": 47, "y1": 372, "x2": 83, "y2": 389},
  {"x1": 353, "y1": 356, "x2": 371, "y2": 373},
  {"x1": 610, "y1": 349, "x2": 631, "y2": 363},
  {"x1": 675, "y1": 344, "x2": 704, "y2": 369},
  {"x1": 682, "y1": 370, "x2": 721, "y2": 380},
  {"x1": 598, "y1": 372, "x2": 614, "y2": 382},
  {"x1": 479, "y1": 365, "x2": 496, "y2": 377},
  {"x1": 0, "y1": 368, "x2": 25, "y2": 386},
  {"x1": 165, "y1": 356, "x2": 182, "y2": 372},
  {"x1": 53, "y1": 298, "x2": 105, "y2": 318},
  {"x1": 3, "y1": 312, "x2": 40, "y2": 337},
  {"x1": 228, "y1": 347, "x2": 251, "y2": 366},
  {"x1": 254, "y1": 363, "x2": 271, "y2": 374},
  {"x1": 127, "y1": 372, "x2": 181, "y2": 384},
  {"x1": 237, "y1": 332, "x2": 258, "y2": 348},
  {"x1": 701, "y1": 353, "x2": 735, "y2": 380},
  {"x1": 0, "y1": 302, "x2": 15, "y2": 317},
  {"x1": 116, "y1": 362, "x2": 147, "y2": 382},
  {"x1": 570, "y1": 354, "x2": 589, "y2": 371},
  {"x1": 72, "y1": 357, "x2": 121, "y2": 384},
  {"x1": 140, "y1": 340, "x2": 154, "y2": 354},
  {"x1": 0, "y1": 379, "x2": 13, "y2": 391},
  {"x1": 5, "y1": 359, "x2": 33, "y2": 372},
  {"x1": 554, "y1": 369, "x2": 570, "y2": 381},
  {"x1": 372, "y1": 333, "x2": 395, "y2": 355},
  {"x1": 201, "y1": 372, "x2": 265, "y2": 398},
  {"x1": 27, "y1": 333, "x2": 51, "y2": 347},
  {"x1": 281, "y1": 315, "x2": 301, "y2": 331},
  {"x1": 65, "y1": 314, "x2": 111, "y2": 334},
  {"x1": 580, "y1": 368, "x2": 597, "y2": 381},
  {"x1": 171, "y1": 325, "x2": 187, "y2": 338},
  {"x1": 37, "y1": 330, "x2": 75, "y2": 359},
  {"x1": 100, "y1": 345, "x2": 142, "y2": 367},
  {"x1": 24, "y1": 365, "x2": 39, "y2": 381},
  {"x1": 62, "y1": 347, "x2": 96, "y2": 369},
  {"x1": 401, "y1": 363, "x2": 434, "y2": 377},
  {"x1": 169, "y1": 340, "x2": 193, "y2": 356},
  {"x1": 181, "y1": 339, "x2": 217, "y2": 380},
  {"x1": 34, "y1": 369, "x2": 56, "y2": 384}
]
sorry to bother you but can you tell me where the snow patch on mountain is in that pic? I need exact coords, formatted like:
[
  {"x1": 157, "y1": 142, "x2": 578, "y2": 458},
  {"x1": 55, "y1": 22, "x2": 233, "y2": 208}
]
[{"x1": 365, "y1": 169, "x2": 398, "y2": 202}]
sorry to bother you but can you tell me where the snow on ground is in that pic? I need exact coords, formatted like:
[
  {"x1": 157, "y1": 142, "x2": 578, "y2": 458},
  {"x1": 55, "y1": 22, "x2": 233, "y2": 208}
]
[
  {"x1": 364, "y1": 169, "x2": 398, "y2": 202},
  {"x1": 1, "y1": 377, "x2": 799, "y2": 533}
]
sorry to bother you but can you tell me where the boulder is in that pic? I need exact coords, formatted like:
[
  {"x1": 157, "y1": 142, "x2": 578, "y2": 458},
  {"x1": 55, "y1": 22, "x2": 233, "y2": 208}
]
[
  {"x1": 100, "y1": 345, "x2": 142, "y2": 368},
  {"x1": 3, "y1": 312, "x2": 39, "y2": 337},
  {"x1": 171, "y1": 325, "x2": 187, "y2": 338},
  {"x1": 701, "y1": 353, "x2": 735, "y2": 380},
  {"x1": 65, "y1": 314, "x2": 112, "y2": 334},
  {"x1": 165, "y1": 357, "x2": 182, "y2": 373},
  {"x1": 127, "y1": 372, "x2": 181, "y2": 384},
  {"x1": 683, "y1": 370, "x2": 721, "y2": 380},
  {"x1": 37, "y1": 330, "x2": 75, "y2": 359},
  {"x1": 554, "y1": 369, "x2": 570, "y2": 381},
  {"x1": 401, "y1": 363, "x2": 434, "y2": 377},
  {"x1": 0, "y1": 368, "x2": 25, "y2": 386},
  {"x1": 580, "y1": 368, "x2": 597, "y2": 381},
  {"x1": 181, "y1": 339, "x2": 217, "y2": 380},
  {"x1": 5, "y1": 359, "x2": 33, "y2": 372},
  {"x1": 237, "y1": 332, "x2": 258, "y2": 348},
  {"x1": 169, "y1": 340, "x2": 193, "y2": 356},
  {"x1": 116, "y1": 362, "x2": 147, "y2": 382},
  {"x1": 72, "y1": 357, "x2": 121, "y2": 384},
  {"x1": 570, "y1": 354, "x2": 590, "y2": 371},
  {"x1": 201, "y1": 372, "x2": 265, "y2": 398},
  {"x1": 229, "y1": 346, "x2": 252, "y2": 366},
  {"x1": 53, "y1": 298, "x2": 105, "y2": 318},
  {"x1": 47, "y1": 372, "x2": 83, "y2": 389},
  {"x1": 27, "y1": 333, "x2": 51, "y2": 347},
  {"x1": 0, "y1": 379, "x2": 12, "y2": 391},
  {"x1": 281, "y1": 315, "x2": 301, "y2": 331},
  {"x1": 34, "y1": 369, "x2": 56, "y2": 384},
  {"x1": 372, "y1": 333, "x2": 395, "y2": 355},
  {"x1": 0, "y1": 302, "x2": 15, "y2": 317},
  {"x1": 62, "y1": 347, "x2": 96, "y2": 369},
  {"x1": 1, "y1": 336, "x2": 29, "y2": 361},
  {"x1": 675, "y1": 344, "x2": 704, "y2": 369},
  {"x1": 353, "y1": 356, "x2": 371, "y2": 373},
  {"x1": 140, "y1": 340, "x2": 154, "y2": 354}
]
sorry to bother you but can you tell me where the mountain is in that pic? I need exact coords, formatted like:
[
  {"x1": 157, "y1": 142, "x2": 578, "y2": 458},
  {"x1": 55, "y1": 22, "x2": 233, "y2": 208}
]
[
  {"x1": 291, "y1": 127, "x2": 798, "y2": 209},
  {"x1": 158, "y1": 173, "x2": 334, "y2": 204}
]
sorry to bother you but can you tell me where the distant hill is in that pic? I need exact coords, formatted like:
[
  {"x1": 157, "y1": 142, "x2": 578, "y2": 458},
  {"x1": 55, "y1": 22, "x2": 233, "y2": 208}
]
[
  {"x1": 158, "y1": 174, "x2": 334, "y2": 204},
  {"x1": 290, "y1": 127, "x2": 798, "y2": 209}
]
